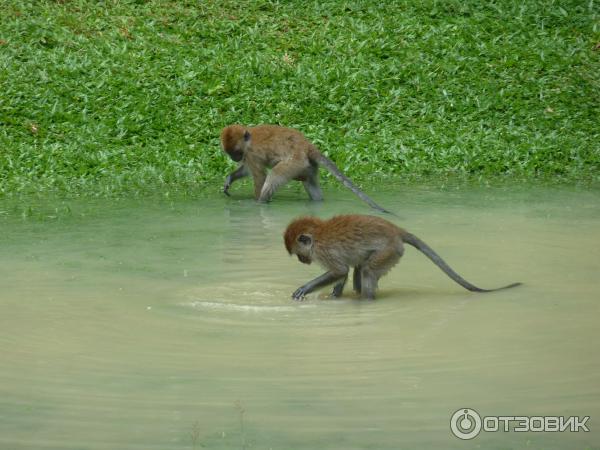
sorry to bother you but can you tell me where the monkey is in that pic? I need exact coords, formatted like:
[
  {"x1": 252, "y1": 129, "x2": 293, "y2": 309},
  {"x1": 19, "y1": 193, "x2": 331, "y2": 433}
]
[
  {"x1": 283, "y1": 215, "x2": 521, "y2": 300},
  {"x1": 220, "y1": 124, "x2": 391, "y2": 213}
]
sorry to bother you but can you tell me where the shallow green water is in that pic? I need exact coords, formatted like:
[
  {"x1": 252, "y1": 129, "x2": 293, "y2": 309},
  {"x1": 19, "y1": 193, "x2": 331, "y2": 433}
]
[{"x1": 1, "y1": 183, "x2": 599, "y2": 449}]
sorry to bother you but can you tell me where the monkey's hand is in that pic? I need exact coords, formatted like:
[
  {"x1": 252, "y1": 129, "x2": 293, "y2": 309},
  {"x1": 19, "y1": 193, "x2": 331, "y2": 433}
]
[
  {"x1": 223, "y1": 165, "x2": 248, "y2": 196},
  {"x1": 291, "y1": 272, "x2": 345, "y2": 301},
  {"x1": 223, "y1": 176, "x2": 232, "y2": 196},
  {"x1": 292, "y1": 286, "x2": 309, "y2": 301}
]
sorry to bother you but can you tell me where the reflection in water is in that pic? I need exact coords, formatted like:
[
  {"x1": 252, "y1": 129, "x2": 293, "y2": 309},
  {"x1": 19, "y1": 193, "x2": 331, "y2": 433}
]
[{"x1": 0, "y1": 184, "x2": 599, "y2": 449}]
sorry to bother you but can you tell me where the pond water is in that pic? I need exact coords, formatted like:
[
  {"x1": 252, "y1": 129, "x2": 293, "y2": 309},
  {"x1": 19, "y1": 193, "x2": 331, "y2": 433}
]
[{"x1": 0, "y1": 182, "x2": 599, "y2": 449}]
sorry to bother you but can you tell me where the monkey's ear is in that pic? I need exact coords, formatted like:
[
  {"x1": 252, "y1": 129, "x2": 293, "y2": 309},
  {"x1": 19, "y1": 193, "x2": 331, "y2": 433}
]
[
  {"x1": 298, "y1": 234, "x2": 312, "y2": 245},
  {"x1": 243, "y1": 130, "x2": 251, "y2": 142}
]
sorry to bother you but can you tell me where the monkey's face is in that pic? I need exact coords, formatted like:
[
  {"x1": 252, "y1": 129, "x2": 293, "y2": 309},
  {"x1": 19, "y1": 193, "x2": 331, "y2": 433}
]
[
  {"x1": 228, "y1": 149, "x2": 244, "y2": 162},
  {"x1": 221, "y1": 126, "x2": 250, "y2": 162},
  {"x1": 297, "y1": 254, "x2": 311, "y2": 265},
  {"x1": 294, "y1": 234, "x2": 313, "y2": 265},
  {"x1": 222, "y1": 139, "x2": 245, "y2": 162}
]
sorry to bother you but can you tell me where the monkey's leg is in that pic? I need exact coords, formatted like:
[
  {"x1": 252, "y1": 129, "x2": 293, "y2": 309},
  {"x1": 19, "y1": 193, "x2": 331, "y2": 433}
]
[
  {"x1": 360, "y1": 267, "x2": 378, "y2": 300},
  {"x1": 252, "y1": 171, "x2": 267, "y2": 200},
  {"x1": 259, "y1": 162, "x2": 306, "y2": 202},
  {"x1": 223, "y1": 165, "x2": 248, "y2": 196},
  {"x1": 331, "y1": 274, "x2": 348, "y2": 298},
  {"x1": 352, "y1": 266, "x2": 362, "y2": 293},
  {"x1": 292, "y1": 271, "x2": 347, "y2": 300},
  {"x1": 302, "y1": 165, "x2": 323, "y2": 201},
  {"x1": 361, "y1": 248, "x2": 401, "y2": 300},
  {"x1": 258, "y1": 173, "x2": 285, "y2": 202}
]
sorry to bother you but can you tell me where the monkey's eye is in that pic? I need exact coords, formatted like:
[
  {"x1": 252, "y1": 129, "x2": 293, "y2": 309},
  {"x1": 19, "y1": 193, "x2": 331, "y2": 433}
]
[{"x1": 298, "y1": 234, "x2": 311, "y2": 245}]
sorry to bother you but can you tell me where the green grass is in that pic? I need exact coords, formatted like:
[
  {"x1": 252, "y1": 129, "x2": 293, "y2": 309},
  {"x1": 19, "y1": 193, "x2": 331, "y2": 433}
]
[{"x1": 1, "y1": 0, "x2": 599, "y2": 196}]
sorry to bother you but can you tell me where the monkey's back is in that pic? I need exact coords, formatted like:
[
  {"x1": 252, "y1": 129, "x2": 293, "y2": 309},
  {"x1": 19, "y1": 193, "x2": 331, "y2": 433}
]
[
  {"x1": 314, "y1": 215, "x2": 403, "y2": 270},
  {"x1": 249, "y1": 125, "x2": 319, "y2": 163}
]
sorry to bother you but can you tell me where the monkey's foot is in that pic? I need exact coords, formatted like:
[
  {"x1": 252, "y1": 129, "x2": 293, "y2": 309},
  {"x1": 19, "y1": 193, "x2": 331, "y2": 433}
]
[{"x1": 331, "y1": 284, "x2": 344, "y2": 298}]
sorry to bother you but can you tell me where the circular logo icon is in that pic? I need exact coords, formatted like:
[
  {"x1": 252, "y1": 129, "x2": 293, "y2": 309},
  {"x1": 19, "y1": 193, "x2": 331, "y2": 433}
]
[{"x1": 450, "y1": 408, "x2": 482, "y2": 440}]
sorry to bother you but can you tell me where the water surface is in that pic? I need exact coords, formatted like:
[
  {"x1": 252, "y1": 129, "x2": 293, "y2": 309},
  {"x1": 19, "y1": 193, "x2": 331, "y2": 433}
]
[{"x1": 1, "y1": 183, "x2": 599, "y2": 449}]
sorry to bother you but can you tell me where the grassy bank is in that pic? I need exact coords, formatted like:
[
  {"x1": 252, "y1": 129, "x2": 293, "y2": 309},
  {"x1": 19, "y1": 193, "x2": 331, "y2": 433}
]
[{"x1": 1, "y1": 0, "x2": 599, "y2": 196}]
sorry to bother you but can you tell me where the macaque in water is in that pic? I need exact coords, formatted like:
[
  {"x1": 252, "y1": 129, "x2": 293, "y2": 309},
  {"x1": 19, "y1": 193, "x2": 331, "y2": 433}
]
[
  {"x1": 284, "y1": 215, "x2": 521, "y2": 300},
  {"x1": 221, "y1": 124, "x2": 390, "y2": 213}
]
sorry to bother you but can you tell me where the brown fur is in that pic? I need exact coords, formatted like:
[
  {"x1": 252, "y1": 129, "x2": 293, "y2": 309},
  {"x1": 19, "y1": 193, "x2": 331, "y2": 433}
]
[
  {"x1": 220, "y1": 125, "x2": 390, "y2": 212},
  {"x1": 285, "y1": 215, "x2": 403, "y2": 278},
  {"x1": 284, "y1": 215, "x2": 521, "y2": 300}
]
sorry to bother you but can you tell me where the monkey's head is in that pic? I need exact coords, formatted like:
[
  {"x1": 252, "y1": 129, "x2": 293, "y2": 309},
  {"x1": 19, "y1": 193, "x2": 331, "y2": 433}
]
[
  {"x1": 221, "y1": 125, "x2": 251, "y2": 162},
  {"x1": 284, "y1": 217, "x2": 323, "y2": 265}
]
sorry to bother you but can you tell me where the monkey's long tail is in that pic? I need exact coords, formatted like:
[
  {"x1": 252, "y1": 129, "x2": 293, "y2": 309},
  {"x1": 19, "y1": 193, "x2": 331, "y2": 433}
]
[
  {"x1": 315, "y1": 154, "x2": 393, "y2": 214},
  {"x1": 403, "y1": 233, "x2": 521, "y2": 292}
]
